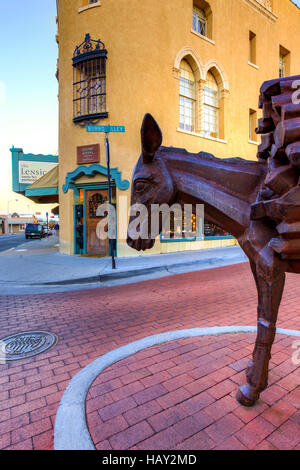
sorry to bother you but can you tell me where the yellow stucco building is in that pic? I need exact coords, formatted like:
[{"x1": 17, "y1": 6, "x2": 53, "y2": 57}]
[{"x1": 56, "y1": 0, "x2": 300, "y2": 257}]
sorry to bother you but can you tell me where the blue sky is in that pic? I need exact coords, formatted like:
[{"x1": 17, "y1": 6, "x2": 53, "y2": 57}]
[{"x1": 0, "y1": 0, "x2": 58, "y2": 215}]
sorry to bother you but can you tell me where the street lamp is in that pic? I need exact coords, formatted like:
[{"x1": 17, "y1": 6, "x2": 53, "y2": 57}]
[{"x1": 7, "y1": 199, "x2": 19, "y2": 234}]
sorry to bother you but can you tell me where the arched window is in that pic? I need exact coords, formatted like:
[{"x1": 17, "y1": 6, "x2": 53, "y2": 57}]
[
  {"x1": 203, "y1": 71, "x2": 219, "y2": 138},
  {"x1": 179, "y1": 60, "x2": 196, "y2": 132}
]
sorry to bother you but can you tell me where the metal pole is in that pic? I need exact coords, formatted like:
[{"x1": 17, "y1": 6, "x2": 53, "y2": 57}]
[
  {"x1": 7, "y1": 201, "x2": 9, "y2": 234},
  {"x1": 105, "y1": 133, "x2": 116, "y2": 269}
]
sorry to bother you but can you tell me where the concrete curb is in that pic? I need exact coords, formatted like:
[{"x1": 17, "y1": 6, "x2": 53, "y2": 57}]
[
  {"x1": 33, "y1": 255, "x2": 247, "y2": 286},
  {"x1": 54, "y1": 325, "x2": 300, "y2": 450}
]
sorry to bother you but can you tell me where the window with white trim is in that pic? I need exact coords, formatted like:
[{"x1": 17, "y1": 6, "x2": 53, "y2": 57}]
[
  {"x1": 179, "y1": 60, "x2": 196, "y2": 133},
  {"x1": 192, "y1": 7, "x2": 207, "y2": 37},
  {"x1": 249, "y1": 31, "x2": 257, "y2": 65},
  {"x1": 192, "y1": 1, "x2": 213, "y2": 40},
  {"x1": 203, "y1": 71, "x2": 219, "y2": 138}
]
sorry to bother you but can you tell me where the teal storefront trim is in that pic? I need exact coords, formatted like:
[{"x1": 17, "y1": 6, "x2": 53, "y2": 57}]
[
  {"x1": 11, "y1": 147, "x2": 58, "y2": 194},
  {"x1": 25, "y1": 187, "x2": 58, "y2": 197},
  {"x1": 160, "y1": 234, "x2": 234, "y2": 243},
  {"x1": 73, "y1": 184, "x2": 114, "y2": 255},
  {"x1": 160, "y1": 235, "x2": 198, "y2": 243},
  {"x1": 204, "y1": 235, "x2": 235, "y2": 240},
  {"x1": 62, "y1": 164, "x2": 130, "y2": 193},
  {"x1": 72, "y1": 177, "x2": 121, "y2": 256}
]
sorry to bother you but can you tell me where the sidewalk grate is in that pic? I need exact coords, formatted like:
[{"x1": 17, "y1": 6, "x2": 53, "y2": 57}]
[{"x1": 0, "y1": 331, "x2": 58, "y2": 362}]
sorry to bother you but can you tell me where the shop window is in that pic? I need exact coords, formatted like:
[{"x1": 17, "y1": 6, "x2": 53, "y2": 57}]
[
  {"x1": 204, "y1": 222, "x2": 231, "y2": 238},
  {"x1": 72, "y1": 34, "x2": 108, "y2": 124},
  {"x1": 192, "y1": 1, "x2": 213, "y2": 39},
  {"x1": 88, "y1": 193, "x2": 108, "y2": 218},
  {"x1": 249, "y1": 109, "x2": 257, "y2": 142},
  {"x1": 249, "y1": 31, "x2": 257, "y2": 65},
  {"x1": 279, "y1": 45, "x2": 290, "y2": 78},
  {"x1": 179, "y1": 60, "x2": 196, "y2": 132},
  {"x1": 161, "y1": 211, "x2": 199, "y2": 241},
  {"x1": 203, "y1": 71, "x2": 219, "y2": 138}
]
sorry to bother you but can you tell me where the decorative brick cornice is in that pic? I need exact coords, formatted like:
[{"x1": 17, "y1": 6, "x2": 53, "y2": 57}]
[{"x1": 242, "y1": 0, "x2": 278, "y2": 23}]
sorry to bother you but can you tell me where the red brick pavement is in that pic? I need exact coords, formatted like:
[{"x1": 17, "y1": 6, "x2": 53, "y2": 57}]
[
  {"x1": 86, "y1": 333, "x2": 300, "y2": 450},
  {"x1": 0, "y1": 262, "x2": 300, "y2": 450}
]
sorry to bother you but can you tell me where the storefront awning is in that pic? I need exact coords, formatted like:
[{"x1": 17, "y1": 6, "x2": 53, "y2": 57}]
[{"x1": 25, "y1": 165, "x2": 59, "y2": 204}]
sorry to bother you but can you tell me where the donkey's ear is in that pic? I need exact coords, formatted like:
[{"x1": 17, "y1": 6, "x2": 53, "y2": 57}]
[{"x1": 141, "y1": 113, "x2": 162, "y2": 164}]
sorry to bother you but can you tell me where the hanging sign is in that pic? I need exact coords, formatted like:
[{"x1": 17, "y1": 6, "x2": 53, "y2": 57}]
[
  {"x1": 77, "y1": 144, "x2": 100, "y2": 164},
  {"x1": 18, "y1": 161, "x2": 57, "y2": 185}
]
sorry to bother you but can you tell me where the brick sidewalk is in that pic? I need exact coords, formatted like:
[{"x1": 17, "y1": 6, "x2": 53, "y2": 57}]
[
  {"x1": 86, "y1": 333, "x2": 300, "y2": 450},
  {"x1": 0, "y1": 262, "x2": 300, "y2": 450}
]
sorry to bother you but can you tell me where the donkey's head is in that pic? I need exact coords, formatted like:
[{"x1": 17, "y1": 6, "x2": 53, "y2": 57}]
[{"x1": 127, "y1": 114, "x2": 176, "y2": 251}]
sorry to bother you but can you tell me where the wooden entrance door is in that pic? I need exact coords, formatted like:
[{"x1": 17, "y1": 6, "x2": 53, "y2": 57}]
[{"x1": 86, "y1": 189, "x2": 109, "y2": 256}]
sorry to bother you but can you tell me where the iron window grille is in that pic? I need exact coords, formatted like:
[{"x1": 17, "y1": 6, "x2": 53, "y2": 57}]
[
  {"x1": 73, "y1": 34, "x2": 108, "y2": 124},
  {"x1": 88, "y1": 193, "x2": 108, "y2": 218}
]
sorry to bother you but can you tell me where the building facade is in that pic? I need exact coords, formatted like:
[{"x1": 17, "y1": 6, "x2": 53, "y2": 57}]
[
  {"x1": 56, "y1": 0, "x2": 300, "y2": 256},
  {"x1": 6, "y1": 217, "x2": 35, "y2": 234}
]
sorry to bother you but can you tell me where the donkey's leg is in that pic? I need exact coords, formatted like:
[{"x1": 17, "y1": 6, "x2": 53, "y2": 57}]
[
  {"x1": 236, "y1": 260, "x2": 285, "y2": 407},
  {"x1": 244, "y1": 261, "x2": 261, "y2": 374}
]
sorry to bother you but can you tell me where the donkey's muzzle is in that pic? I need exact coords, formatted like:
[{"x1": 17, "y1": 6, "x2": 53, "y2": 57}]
[{"x1": 126, "y1": 235, "x2": 155, "y2": 252}]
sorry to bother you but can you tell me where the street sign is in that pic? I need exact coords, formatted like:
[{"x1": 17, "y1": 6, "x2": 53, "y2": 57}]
[
  {"x1": 85, "y1": 124, "x2": 126, "y2": 269},
  {"x1": 85, "y1": 124, "x2": 126, "y2": 270},
  {"x1": 86, "y1": 125, "x2": 125, "y2": 133}
]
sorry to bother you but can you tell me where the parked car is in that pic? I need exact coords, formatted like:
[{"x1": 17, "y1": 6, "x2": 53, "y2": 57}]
[
  {"x1": 25, "y1": 224, "x2": 45, "y2": 239},
  {"x1": 43, "y1": 226, "x2": 52, "y2": 236}
]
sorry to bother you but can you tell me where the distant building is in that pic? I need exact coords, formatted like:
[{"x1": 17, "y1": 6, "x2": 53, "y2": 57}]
[
  {"x1": 6, "y1": 217, "x2": 35, "y2": 234},
  {"x1": 56, "y1": 0, "x2": 300, "y2": 256}
]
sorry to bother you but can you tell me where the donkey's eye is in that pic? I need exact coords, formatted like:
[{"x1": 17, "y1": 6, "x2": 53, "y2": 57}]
[{"x1": 135, "y1": 180, "x2": 149, "y2": 192}]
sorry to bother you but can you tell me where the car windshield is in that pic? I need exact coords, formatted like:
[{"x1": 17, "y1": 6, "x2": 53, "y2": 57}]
[{"x1": 26, "y1": 224, "x2": 42, "y2": 232}]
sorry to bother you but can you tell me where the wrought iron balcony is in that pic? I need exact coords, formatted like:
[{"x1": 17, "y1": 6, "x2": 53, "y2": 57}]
[{"x1": 72, "y1": 34, "x2": 108, "y2": 125}]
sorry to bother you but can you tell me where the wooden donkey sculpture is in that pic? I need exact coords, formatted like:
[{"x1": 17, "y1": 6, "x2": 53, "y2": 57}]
[{"x1": 127, "y1": 75, "x2": 300, "y2": 406}]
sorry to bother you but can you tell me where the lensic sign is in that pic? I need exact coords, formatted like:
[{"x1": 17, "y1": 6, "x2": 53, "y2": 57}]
[
  {"x1": 86, "y1": 125, "x2": 125, "y2": 133},
  {"x1": 18, "y1": 161, "x2": 57, "y2": 185}
]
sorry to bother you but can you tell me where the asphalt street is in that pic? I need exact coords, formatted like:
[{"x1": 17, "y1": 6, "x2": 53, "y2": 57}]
[{"x1": 0, "y1": 234, "x2": 28, "y2": 253}]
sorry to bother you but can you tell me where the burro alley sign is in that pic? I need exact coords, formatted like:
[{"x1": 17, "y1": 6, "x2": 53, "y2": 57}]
[{"x1": 18, "y1": 161, "x2": 58, "y2": 184}]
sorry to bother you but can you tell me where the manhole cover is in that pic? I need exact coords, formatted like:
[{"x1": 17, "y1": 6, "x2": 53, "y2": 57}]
[{"x1": 0, "y1": 331, "x2": 58, "y2": 361}]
